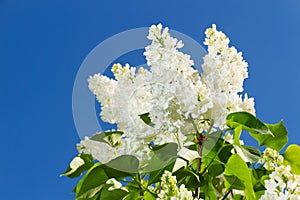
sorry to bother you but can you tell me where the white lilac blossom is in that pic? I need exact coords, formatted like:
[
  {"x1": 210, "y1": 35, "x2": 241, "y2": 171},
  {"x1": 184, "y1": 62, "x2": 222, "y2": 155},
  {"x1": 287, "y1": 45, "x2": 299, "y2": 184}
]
[
  {"x1": 88, "y1": 74, "x2": 117, "y2": 123},
  {"x1": 259, "y1": 147, "x2": 284, "y2": 171},
  {"x1": 259, "y1": 148, "x2": 300, "y2": 199},
  {"x1": 87, "y1": 64, "x2": 155, "y2": 161},
  {"x1": 201, "y1": 24, "x2": 255, "y2": 128},
  {"x1": 156, "y1": 171, "x2": 195, "y2": 200},
  {"x1": 77, "y1": 133, "x2": 152, "y2": 163},
  {"x1": 260, "y1": 165, "x2": 300, "y2": 199},
  {"x1": 77, "y1": 136, "x2": 118, "y2": 163},
  {"x1": 84, "y1": 24, "x2": 255, "y2": 163},
  {"x1": 144, "y1": 24, "x2": 212, "y2": 135}
]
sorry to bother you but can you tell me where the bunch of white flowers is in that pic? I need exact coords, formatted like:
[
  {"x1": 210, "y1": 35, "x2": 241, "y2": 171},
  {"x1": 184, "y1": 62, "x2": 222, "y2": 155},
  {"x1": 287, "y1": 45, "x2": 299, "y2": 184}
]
[
  {"x1": 156, "y1": 171, "x2": 194, "y2": 200},
  {"x1": 82, "y1": 24, "x2": 255, "y2": 163},
  {"x1": 201, "y1": 24, "x2": 255, "y2": 128},
  {"x1": 259, "y1": 147, "x2": 284, "y2": 171},
  {"x1": 260, "y1": 148, "x2": 300, "y2": 199}
]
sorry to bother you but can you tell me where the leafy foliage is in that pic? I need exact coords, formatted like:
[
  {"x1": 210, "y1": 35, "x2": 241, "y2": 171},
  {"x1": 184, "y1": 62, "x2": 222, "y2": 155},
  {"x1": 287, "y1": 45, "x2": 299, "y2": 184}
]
[
  {"x1": 283, "y1": 144, "x2": 300, "y2": 174},
  {"x1": 63, "y1": 111, "x2": 300, "y2": 199},
  {"x1": 227, "y1": 112, "x2": 288, "y2": 151},
  {"x1": 224, "y1": 154, "x2": 255, "y2": 199}
]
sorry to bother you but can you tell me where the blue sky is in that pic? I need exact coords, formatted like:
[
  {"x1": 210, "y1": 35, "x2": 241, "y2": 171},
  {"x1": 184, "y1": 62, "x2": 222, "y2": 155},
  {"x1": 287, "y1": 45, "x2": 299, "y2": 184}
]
[{"x1": 1, "y1": 0, "x2": 300, "y2": 199}]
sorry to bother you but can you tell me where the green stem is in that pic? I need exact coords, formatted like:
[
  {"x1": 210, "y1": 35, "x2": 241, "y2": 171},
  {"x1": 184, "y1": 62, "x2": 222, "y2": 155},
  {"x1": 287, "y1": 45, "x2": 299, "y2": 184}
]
[
  {"x1": 175, "y1": 131, "x2": 182, "y2": 148},
  {"x1": 221, "y1": 189, "x2": 232, "y2": 200},
  {"x1": 137, "y1": 173, "x2": 144, "y2": 197},
  {"x1": 192, "y1": 118, "x2": 214, "y2": 198},
  {"x1": 190, "y1": 117, "x2": 201, "y2": 198},
  {"x1": 194, "y1": 140, "x2": 204, "y2": 198}
]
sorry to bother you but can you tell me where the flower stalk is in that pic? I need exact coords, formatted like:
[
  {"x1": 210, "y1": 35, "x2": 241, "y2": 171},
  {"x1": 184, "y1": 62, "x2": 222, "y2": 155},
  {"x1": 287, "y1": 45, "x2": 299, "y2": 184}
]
[{"x1": 137, "y1": 173, "x2": 144, "y2": 197}]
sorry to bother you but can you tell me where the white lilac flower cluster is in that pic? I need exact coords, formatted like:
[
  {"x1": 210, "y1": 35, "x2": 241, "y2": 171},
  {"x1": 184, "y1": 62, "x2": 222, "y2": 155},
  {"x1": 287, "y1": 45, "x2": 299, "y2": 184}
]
[
  {"x1": 259, "y1": 148, "x2": 300, "y2": 199},
  {"x1": 156, "y1": 171, "x2": 195, "y2": 200},
  {"x1": 80, "y1": 24, "x2": 255, "y2": 163},
  {"x1": 259, "y1": 147, "x2": 284, "y2": 171},
  {"x1": 201, "y1": 24, "x2": 255, "y2": 128}
]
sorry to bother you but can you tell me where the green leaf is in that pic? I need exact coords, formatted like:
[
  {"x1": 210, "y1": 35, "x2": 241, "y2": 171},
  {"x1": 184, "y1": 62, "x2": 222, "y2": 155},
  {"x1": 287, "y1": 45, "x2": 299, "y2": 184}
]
[
  {"x1": 250, "y1": 121, "x2": 288, "y2": 151},
  {"x1": 151, "y1": 143, "x2": 178, "y2": 161},
  {"x1": 227, "y1": 112, "x2": 288, "y2": 151},
  {"x1": 61, "y1": 154, "x2": 94, "y2": 178},
  {"x1": 241, "y1": 146, "x2": 261, "y2": 163},
  {"x1": 242, "y1": 145, "x2": 261, "y2": 158},
  {"x1": 208, "y1": 163, "x2": 224, "y2": 176},
  {"x1": 76, "y1": 155, "x2": 139, "y2": 200},
  {"x1": 224, "y1": 175, "x2": 245, "y2": 190},
  {"x1": 99, "y1": 184, "x2": 128, "y2": 200},
  {"x1": 143, "y1": 191, "x2": 156, "y2": 200},
  {"x1": 233, "y1": 194, "x2": 244, "y2": 200},
  {"x1": 173, "y1": 168, "x2": 200, "y2": 188},
  {"x1": 124, "y1": 179, "x2": 142, "y2": 199},
  {"x1": 77, "y1": 185, "x2": 103, "y2": 200},
  {"x1": 201, "y1": 132, "x2": 225, "y2": 165},
  {"x1": 102, "y1": 155, "x2": 139, "y2": 176},
  {"x1": 283, "y1": 144, "x2": 300, "y2": 174},
  {"x1": 142, "y1": 153, "x2": 176, "y2": 174},
  {"x1": 233, "y1": 126, "x2": 243, "y2": 145},
  {"x1": 202, "y1": 131, "x2": 223, "y2": 158},
  {"x1": 75, "y1": 163, "x2": 108, "y2": 200},
  {"x1": 147, "y1": 158, "x2": 175, "y2": 184},
  {"x1": 124, "y1": 178, "x2": 156, "y2": 200},
  {"x1": 124, "y1": 192, "x2": 140, "y2": 200},
  {"x1": 255, "y1": 190, "x2": 266, "y2": 199},
  {"x1": 211, "y1": 176, "x2": 226, "y2": 196},
  {"x1": 226, "y1": 112, "x2": 272, "y2": 135},
  {"x1": 90, "y1": 131, "x2": 123, "y2": 147},
  {"x1": 200, "y1": 175, "x2": 217, "y2": 200},
  {"x1": 202, "y1": 137, "x2": 230, "y2": 174},
  {"x1": 139, "y1": 113, "x2": 154, "y2": 126},
  {"x1": 224, "y1": 154, "x2": 255, "y2": 199},
  {"x1": 231, "y1": 126, "x2": 260, "y2": 163},
  {"x1": 218, "y1": 144, "x2": 233, "y2": 164}
]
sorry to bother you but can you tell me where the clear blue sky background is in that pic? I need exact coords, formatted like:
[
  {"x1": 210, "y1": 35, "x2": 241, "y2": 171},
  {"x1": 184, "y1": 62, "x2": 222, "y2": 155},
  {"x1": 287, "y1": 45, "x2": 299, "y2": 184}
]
[{"x1": 1, "y1": 0, "x2": 300, "y2": 199}]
